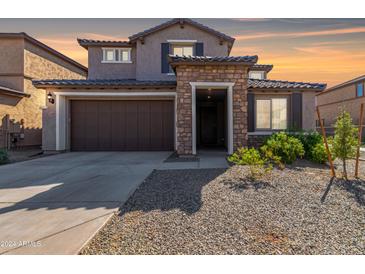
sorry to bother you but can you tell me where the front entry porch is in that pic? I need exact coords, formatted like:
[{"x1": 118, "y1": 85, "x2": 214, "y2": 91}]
[{"x1": 190, "y1": 82, "x2": 234, "y2": 155}]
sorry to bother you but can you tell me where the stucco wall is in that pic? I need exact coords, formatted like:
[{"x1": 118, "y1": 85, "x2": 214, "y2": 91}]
[
  {"x1": 0, "y1": 38, "x2": 24, "y2": 90},
  {"x1": 24, "y1": 40, "x2": 87, "y2": 78},
  {"x1": 24, "y1": 48, "x2": 86, "y2": 80},
  {"x1": 317, "y1": 84, "x2": 356, "y2": 106},
  {"x1": 87, "y1": 46, "x2": 137, "y2": 79},
  {"x1": 302, "y1": 91, "x2": 317, "y2": 130},
  {"x1": 316, "y1": 83, "x2": 364, "y2": 127},
  {"x1": 0, "y1": 38, "x2": 86, "y2": 149},
  {"x1": 317, "y1": 96, "x2": 365, "y2": 127},
  {"x1": 136, "y1": 24, "x2": 230, "y2": 81}
]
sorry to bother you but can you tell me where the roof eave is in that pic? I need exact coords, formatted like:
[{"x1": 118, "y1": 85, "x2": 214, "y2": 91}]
[
  {"x1": 0, "y1": 86, "x2": 31, "y2": 98},
  {"x1": 170, "y1": 61, "x2": 257, "y2": 67},
  {"x1": 32, "y1": 83, "x2": 177, "y2": 89},
  {"x1": 77, "y1": 38, "x2": 132, "y2": 50},
  {"x1": 249, "y1": 87, "x2": 325, "y2": 92}
]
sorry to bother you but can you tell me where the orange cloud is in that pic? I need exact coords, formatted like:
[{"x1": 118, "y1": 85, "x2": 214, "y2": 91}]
[{"x1": 235, "y1": 26, "x2": 365, "y2": 41}]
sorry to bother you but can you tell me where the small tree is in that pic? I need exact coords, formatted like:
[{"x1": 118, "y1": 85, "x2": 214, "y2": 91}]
[{"x1": 332, "y1": 111, "x2": 358, "y2": 180}]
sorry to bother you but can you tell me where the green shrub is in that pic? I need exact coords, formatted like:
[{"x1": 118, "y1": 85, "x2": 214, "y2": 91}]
[
  {"x1": 295, "y1": 131, "x2": 322, "y2": 159},
  {"x1": 310, "y1": 142, "x2": 328, "y2": 164},
  {"x1": 0, "y1": 149, "x2": 9, "y2": 165},
  {"x1": 260, "y1": 132, "x2": 304, "y2": 166},
  {"x1": 228, "y1": 147, "x2": 270, "y2": 180}
]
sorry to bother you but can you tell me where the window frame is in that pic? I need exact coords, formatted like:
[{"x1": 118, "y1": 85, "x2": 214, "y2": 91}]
[
  {"x1": 249, "y1": 71, "x2": 265, "y2": 80},
  {"x1": 167, "y1": 42, "x2": 195, "y2": 74},
  {"x1": 171, "y1": 44, "x2": 195, "y2": 57},
  {"x1": 101, "y1": 48, "x2": 132, "y2": 63},
  {"x1": 356, "y1": 82, "x2": 364, "y2": 97},
  {"x1": 255, "y1": 97, "x2": 288, "y2": 131}
]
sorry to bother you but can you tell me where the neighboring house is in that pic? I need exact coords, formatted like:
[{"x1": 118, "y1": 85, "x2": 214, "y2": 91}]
[
  {"x1": 316, "y1": 75, "x2": 365, "y2": 140},
  {"x1": 0, "y1": 32, "x2": 87, "y2": 149},
  {"x1": 33, "y1": 18, "x2": 326, "y2": 155}
]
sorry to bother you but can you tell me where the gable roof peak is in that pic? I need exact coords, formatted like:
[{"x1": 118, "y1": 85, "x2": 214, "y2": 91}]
[{"x1": 128, "y1": 18, "x2": 235, "y2": 44}]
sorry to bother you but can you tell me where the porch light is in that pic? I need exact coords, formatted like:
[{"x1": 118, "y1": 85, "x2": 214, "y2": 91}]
[{"x1": 47, "y1": 92, "x2": 55, "y2": 104}]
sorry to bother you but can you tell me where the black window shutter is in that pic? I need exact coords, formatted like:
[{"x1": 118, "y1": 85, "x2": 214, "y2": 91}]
[
  {"x1": 291, "y1": 93, "x2": 303, "y2": 130},
  {"x1": 247, "y1": 93, "x2": 255, "y2": 132},
  {"x1": 195, "y1": 43, "x2": 204, "y2": 56},
  {"x1": 161, "y1": 43, "x2": 170, "y2": 73}
]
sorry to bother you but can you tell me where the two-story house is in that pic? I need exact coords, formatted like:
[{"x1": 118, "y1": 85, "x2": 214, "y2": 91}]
[
  {"x1": 33, "y1": 18, "x2": 326, "y2": 155},
  {"x1": 0, "y1": 32, "x2": 87, "y2": 149}
]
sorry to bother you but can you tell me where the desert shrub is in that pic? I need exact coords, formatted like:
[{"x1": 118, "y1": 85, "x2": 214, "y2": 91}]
[
  {"x1": 228, "y1": 147, "x2": 271, "y2": 180},
  {"x1": 310, "y1": 142, "x2": 328, "y2": 164},
  {"x1": 0, "y1": 149, "x2": 9, "y2": 165},
  {"x1": 260, "y1": 132, "x2": 304, "y2": 166}
]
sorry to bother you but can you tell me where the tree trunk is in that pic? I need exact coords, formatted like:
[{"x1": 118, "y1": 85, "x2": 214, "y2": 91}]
[{"x1": 343, "y1": 159, "x2": 348, "y2": 180}]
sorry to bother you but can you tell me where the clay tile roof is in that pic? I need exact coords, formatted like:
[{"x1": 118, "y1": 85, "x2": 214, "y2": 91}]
[
  {"x1": 251, "y1": 64, "x2": 273, "y2": 72},
  {"x1": 77, "y1": 38, "x2": 131, "y2": 49},
  {"x1": 248, "y1": 79, "x2": 326, "y2": 91},
  {"x1": 168, "y1": 55, "x2": 258, "y2": 65},
  {"x1": 129, "y1": 18, "x2": 235, "y2": 43},
  {"x1": 32, "y1": 79, "x2": 177, "y2": 88}
]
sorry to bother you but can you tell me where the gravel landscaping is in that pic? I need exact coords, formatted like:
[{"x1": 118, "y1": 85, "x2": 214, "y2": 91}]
[{"x1": 81, "y1": 159, "x2": 365, "y2": 255}]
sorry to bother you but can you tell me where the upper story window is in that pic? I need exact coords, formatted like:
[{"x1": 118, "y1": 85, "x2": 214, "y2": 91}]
[
  {"x1": 102, "y1": 48, "x2": 132, "y2": 63},
  {"x1": 172, "y1": 44, "x2": 194, "y2": 56},
  {"x1": 256, "y1": 98, "x2": 287, "y2": 130},
  {"x1": 249, "y1": 71, "x2": 265, "y2": 80},
  {"x1": 356, "y1": 82, "x2": 364, "y2": 97}
]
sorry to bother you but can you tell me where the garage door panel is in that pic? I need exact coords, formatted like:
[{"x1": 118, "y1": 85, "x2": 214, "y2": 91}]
[
  {"x1": 150, "y1": 101, "x2": 163, "y2": 150},
  {"x1": 71, "y1": 100, "x2": 174, "y2": 151},
  {"x1": 111, "y1": 101, "x2": 125, "y2": 150},
  {"x1": 137, "y1": 101, "x2": 151, "y2": 150},
  {"x1": 97, "y1": 101, "x2": 112, "y2": 150},
  {"x1": 162, "y1": 101, "x2": 174, "y2": 150},
  {"x1": 124, "y1": 102, "x2": 139, "y2": 150}
]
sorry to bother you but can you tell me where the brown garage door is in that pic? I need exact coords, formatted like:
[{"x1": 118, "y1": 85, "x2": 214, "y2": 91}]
[{"x1": 71, "y1": 100, "x2": 174, "y2": 151}]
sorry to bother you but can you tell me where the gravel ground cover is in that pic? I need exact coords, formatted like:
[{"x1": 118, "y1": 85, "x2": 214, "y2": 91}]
[{"x1": 81, "y1": 159, "x2": 365, "y2": 255}]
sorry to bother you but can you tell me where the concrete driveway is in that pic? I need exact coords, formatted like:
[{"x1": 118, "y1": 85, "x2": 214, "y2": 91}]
[{"x1": 0, "y1": 151, "x2": 170, "y2": 254}]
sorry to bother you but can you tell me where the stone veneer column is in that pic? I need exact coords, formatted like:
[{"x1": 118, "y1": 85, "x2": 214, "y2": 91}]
[{"x1": 175, "y1": 64, "x2": 249, "y2": 155}]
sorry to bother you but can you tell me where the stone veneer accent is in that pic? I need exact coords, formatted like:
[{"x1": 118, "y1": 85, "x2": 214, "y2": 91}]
[{"x1": 175, "y1": 64, "x2": 249, "y2": 155}]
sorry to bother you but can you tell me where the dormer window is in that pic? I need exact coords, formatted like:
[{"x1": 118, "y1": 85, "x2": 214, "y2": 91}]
[
  {"x1": 102, "y1": 48, "x2": 132, "y2": 63},
  {"x1": 249, "y1": 71, "x2": 265, "y2": 80}
]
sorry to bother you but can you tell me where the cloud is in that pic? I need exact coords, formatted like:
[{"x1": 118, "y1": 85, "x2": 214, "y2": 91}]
[
  {"x1": 235, "y1": 26, "x2": 365, "y2": 41},
  {"x1": 232, "y1": 18, "x2": 271, "y2": 22}
]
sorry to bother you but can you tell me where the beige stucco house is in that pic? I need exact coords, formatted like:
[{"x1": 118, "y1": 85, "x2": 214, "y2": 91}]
[
  {"x1": 33, "y1": 18, "x2": 326, "y2": 155},
  {"x1": 0, "y1": 32, "x2": 87, "y2": 149},
  {"x1": 316, "y1": 75, "x2": 365, "y2": 139}
]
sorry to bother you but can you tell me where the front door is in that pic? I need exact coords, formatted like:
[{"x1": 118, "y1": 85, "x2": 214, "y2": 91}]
[{"x1": 200, "y1": 105, "x2": 218, "y2": 145}]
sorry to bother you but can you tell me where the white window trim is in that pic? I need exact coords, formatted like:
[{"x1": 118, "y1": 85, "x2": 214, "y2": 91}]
[
  {"x1": 167, "y1": 39, "x2": 197, "y2": 43},
  {"x1": 249, "y1": 71, "x2": 265, "y2": 80},
  {"x1": 101, "y1": 47, "x2": 132, "y2": 63},
  {"x1": 255, "y1": 97, "x2": 288, "y2": 131}
]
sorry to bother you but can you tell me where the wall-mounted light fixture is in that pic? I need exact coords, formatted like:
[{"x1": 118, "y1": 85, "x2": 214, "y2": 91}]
[{"x1": 47, "y1": 92, "x2": 55, "y2": 104}]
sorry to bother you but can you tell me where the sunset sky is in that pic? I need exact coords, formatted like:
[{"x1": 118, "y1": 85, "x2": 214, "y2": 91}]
[{"x1": 1, "y1": 18, "x2": 364, "y2": 87}]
